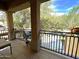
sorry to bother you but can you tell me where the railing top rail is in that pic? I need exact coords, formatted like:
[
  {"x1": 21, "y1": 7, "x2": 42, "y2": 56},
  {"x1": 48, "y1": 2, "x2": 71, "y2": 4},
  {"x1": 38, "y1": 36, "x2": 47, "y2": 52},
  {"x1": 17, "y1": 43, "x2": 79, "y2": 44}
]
[
  {"x1": 40, "y1": 30, "x2": 79, "y2": 34},
  {"x1": 40, "y1": 30, "x2": 79, "y2": 38}
]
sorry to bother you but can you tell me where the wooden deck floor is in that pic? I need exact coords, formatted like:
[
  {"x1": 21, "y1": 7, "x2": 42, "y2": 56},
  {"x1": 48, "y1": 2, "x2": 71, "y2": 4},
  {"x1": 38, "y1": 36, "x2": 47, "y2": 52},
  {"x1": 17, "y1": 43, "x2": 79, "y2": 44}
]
[{"x1": 0, "y1": 40, "x2": 73, "y2": 59}]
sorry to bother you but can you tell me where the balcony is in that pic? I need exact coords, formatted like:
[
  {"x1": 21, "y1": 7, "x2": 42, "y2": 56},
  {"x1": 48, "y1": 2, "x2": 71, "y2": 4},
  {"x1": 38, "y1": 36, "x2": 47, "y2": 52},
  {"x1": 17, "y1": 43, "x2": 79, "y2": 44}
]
[
  {"x1": 40, "y1": 30, "x2": 79, "y2": 59},
  {"x1": 0, "y1": 39, "x2": 73, "y2": 59},
  {"x1": 0, "y1": 30, "x2": 79, "y2": 59}
]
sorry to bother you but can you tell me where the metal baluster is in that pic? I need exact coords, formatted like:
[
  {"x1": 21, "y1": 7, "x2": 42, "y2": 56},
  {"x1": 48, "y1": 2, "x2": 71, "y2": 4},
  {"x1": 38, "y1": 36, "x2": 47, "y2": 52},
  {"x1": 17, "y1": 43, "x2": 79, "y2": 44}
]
[
  {"x1": 75, "y1": 37, "x2": 79, "y2": 59},
  {"x1": 48, "y1": 33, "x2": 49, "y2": 48},
  {"x1": 57, "y1": 35, "x2": 59, "y2": 52},
  {"x1": 71, "y1": 37, "x2": 75, "y2": 57},
  {"x1": 61, "y1": 35, "x2": 64, "y2": 54},
  {"x1": 63, "y1": 35, "x2": 65, "y2": 54},
  {"x1": 45, "y1": 33, "x2": 47, "y2": 48},
  {"x1": 49, "y1": 34, "x2": 51, "y2": 49},
  {"x1": 50, "y1": 33, "x2": 52, "y2": 50},
  {"x1": 52, "y1": 34, "x2": 54, "y2": 50},
  {"x1": 40, "y1": 32, "x2": 41, "y2": 46},
  {"x1": 58, "y1": 35, "x2": 61, "y2": 53},
  {"x1": 56, "y1": 34, "x2": 58, "y2": 52},
  {"x1": 53, "y1": 34, "x2": 55, "y2": 51},
  {"x1": 43, "y1": 33, "x2": 45, "y2": 47},
  {"x1": 64, "y1": 36, "x2": 67, "y2": 55},
  {"x1": 68, "y1": 36, "x2": 71, "y2": 56}
]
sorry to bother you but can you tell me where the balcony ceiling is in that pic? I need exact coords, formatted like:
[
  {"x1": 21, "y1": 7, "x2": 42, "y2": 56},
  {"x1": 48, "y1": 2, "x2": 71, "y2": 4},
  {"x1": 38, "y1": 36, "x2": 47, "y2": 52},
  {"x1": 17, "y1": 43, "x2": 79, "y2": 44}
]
[{"x1": 0, "y1": 0, "x2": 49, "y2": 11}]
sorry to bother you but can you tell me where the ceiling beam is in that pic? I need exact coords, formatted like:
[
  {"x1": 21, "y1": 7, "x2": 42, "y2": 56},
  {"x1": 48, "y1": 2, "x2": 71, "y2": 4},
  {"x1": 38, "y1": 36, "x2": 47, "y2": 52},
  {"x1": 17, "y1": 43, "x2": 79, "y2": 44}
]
[
  {"x1": 7, "y1": 0, "x2": 49, "y2": 12},
  {"x1": 8, "y1": 2, "x2": 30, "y2": 12},
  {"x1": 7, "y1": 0, "x2": 49, "y2": 9},
  {"x1": 0, "y1": 0, "x2": 49, "y2": 12},
  {"x1": 0, "y1": 3, "x2": 6, "y2": 11},
  {"x1": 7, "y1": 0, "x2": 28, "y2": 10}
]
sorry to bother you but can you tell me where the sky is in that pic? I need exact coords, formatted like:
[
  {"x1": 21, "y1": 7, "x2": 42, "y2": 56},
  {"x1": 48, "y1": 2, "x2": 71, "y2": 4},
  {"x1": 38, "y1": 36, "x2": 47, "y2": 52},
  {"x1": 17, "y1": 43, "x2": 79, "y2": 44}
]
[{"x1": 50, "y1": 0, "x2": 79, "y2": 15}]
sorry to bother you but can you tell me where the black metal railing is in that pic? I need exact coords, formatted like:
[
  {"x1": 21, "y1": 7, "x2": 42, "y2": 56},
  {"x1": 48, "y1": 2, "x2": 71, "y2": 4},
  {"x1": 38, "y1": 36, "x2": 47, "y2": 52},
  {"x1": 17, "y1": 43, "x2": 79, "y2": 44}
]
[
  {"x1": 0, "y1": 30, "x2": 8, "y2": 40},
  {"x1": 40, "y1": 30, "x2": 79, "y2": 59},
  {"x1": 15, "y1": 29, "x2": 24, "y2": 39},
  {"x1": 0, "y1": 29, "x2": 78, "y2": 59},
  {"x1": 14, "y1": 29, "x2": 31, "y2": 41},
  {"x1": 0, "y1": 29, "x2": 24, "y2": 40}
]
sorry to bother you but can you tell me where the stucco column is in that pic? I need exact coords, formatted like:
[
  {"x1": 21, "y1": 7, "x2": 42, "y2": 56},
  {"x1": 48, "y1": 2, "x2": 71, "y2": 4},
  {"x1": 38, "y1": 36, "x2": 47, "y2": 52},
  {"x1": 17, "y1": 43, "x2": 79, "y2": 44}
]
[
  {"x1": 30, "y1": 0, "x2": 40, "y2": 52},
  {"x1": 6, "y1": 11, "x2": 15, "y2": 40}
]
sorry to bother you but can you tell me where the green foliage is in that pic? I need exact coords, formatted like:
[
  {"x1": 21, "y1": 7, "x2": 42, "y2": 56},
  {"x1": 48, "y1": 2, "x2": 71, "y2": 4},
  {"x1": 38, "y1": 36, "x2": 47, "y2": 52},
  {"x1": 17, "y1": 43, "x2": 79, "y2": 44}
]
[
  {"x1": 40, "y1": 1, "x2": 52, "y2": 17},
  {"x1": 40, "y1": 0, "x2": 53, "y2": 30},
  {"x1": 13, "y1": 1, "x2": 79, "y2": 31},
  {"x1": 68, "y1": 6, "x2": 79, "y2": 15},
  {"x1": 66, "y1": 5, "x2": 79, "y2": 29},
  {"x1": 0, "y1": 11, "x2": 7, "y2": 27},
  {"x1": 13, "y1": 8, "x2": 31, "y2": 29}
]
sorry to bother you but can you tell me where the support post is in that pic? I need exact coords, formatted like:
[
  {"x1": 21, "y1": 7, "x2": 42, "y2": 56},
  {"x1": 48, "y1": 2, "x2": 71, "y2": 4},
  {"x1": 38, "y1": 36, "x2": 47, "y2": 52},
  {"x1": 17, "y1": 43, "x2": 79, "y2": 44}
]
[
  {"x1": 30, "y1": 0, "x2": 40, "y2": 52},
  {"x1": 6, "y1": 11, "x2": 15, "y2": 40}
]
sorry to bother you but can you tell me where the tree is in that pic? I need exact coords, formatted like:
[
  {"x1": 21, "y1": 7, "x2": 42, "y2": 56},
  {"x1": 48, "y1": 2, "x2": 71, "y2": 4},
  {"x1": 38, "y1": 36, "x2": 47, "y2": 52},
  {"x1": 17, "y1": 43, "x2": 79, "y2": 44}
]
[
  {"x1": 13, "y1": 1, "x2": 53, "y2": 30},
  {"x1": 13, "y1": 8, "x2": 31, "y2": 29},
  {"x1": 12, "y1": 0, "x2": 79, "y2": 31},
  {"x1": 40, "y1": 0, "x2": 53, "y2": 30},
  {"x1": 66, "y1": 5, "x2": 79, "y2": 29},
  {"x1": 0, "y1": 11, "x2": 7, "y2": 28}
]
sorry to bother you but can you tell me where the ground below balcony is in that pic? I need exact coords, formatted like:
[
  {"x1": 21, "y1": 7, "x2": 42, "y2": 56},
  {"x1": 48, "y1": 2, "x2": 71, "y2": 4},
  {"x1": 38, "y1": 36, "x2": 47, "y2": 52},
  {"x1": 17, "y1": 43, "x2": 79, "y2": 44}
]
[{"x1": 0, "y1": 39, "x2": 73, "y2": 59}]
